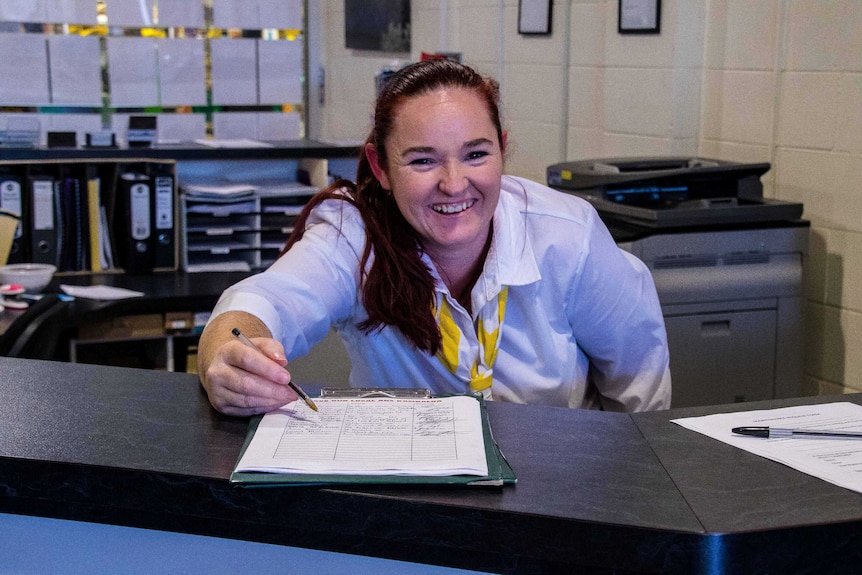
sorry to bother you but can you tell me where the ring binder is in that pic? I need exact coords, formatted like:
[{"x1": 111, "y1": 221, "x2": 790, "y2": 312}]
[
  {"x1": 0, "y1": 173, "x2": 25, "y2": 264},
  {"x1": 28, "y1": 175, "x2": 57, "y2": 266},
  {"x1": 116, "y1": 171, "x2": 154, "y2": 274},
  {"x1": 152, "y1": 173, "x2": 175, "y2": 270}
]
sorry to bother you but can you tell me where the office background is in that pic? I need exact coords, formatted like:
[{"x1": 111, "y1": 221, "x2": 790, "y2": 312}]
[
  {"x1": 0, "y1": 1, "x2": 859, "y2": 400},
  {"x1": 312, "y1": 0, "x2": 862, "y2": 399},
  {"x1": 0, "y1": 0, "x2": 305, "y2": 142}
]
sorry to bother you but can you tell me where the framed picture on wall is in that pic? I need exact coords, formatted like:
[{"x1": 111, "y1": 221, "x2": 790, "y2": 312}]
[
  {"x1": 518, "y1": 0, "x2": 552, "y2": 35},
  {"x1": 345, "y1": 0, "x2": 411, "y2": 53},
  {"x1": 618, "y1": 0, "x2": 661, "y2": 35}
]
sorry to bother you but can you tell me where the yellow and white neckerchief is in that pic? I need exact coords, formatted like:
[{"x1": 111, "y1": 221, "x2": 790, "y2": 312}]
[{"x1": 433, "y1": 286, "x2": 509, "y2": 399}]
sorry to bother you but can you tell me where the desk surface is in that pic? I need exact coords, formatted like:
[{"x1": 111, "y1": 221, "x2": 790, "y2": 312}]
[
  {"x1": 2, "y1": 357, "x2": 862, "y2": 574},
  {"x1": 0, "y1": 271, "x2": 251, "y2": 358}
]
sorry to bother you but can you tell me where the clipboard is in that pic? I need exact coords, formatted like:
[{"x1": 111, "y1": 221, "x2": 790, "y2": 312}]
[
  {"x1": 229, "y1": 393, "x2": 516, "y2": 488},
  {"x1": 320, "y1": 386, "x2": 431, "y2": 398}
]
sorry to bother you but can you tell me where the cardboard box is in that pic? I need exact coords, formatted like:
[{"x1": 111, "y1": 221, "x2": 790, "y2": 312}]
[
  {"x1": 165, "y1": 311, "x2": 194, "y2": 333},
  {"x1": 78, "y1": 314, "x2": 164, "y2": 341}
]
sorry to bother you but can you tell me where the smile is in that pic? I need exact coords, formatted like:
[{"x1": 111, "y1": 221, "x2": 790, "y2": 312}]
[{"x1": 431, "y1": 199, "x2": 476, "y2": 214}]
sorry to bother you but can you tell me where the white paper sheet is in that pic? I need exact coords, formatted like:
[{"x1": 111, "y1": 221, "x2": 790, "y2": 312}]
[
  {"x1": 181, "y1": 182, "x2": 257, "y2": 198},
  {"x1": 48, "y1": 35, "x2": 102, "y2": 105},
  {"x1": 0, "y1": 1, "x2": 47, "y2": 22},
  {"x1": 211, "y1": 113, "x2": 259, "y2": 140},
  {"x1": 156, "y1": 113, "x2": 206, "y2": 143},
  {"x1": 0, "y1": 34, "x2": 50, "y2": 106},
  {"x1": 235, "y1": 396, "x2": 489, "y2": 477},
  {"x1": 107, "y1": 37, "x2": 158, "y2": 107},
  {"x1": 156, "y1": 0, "x2": 205, "y2": 28},
  {"x1": 259, "y1": 0, "x2": 303, "y2": 30},
  {"x1": 186, "y1": 261, "x2": 251, "y2": 273},
  {"x1": 212, "y1": 0, "x2": 259, "y2": 30},
  {"x1": 60, "y1": 285, "x2": 144, "y2": 301},
  {"x1": 194, "y1": 136, "x2": 273, "y2": 149},
  {"x1": 46, "y1": 0, "x2": 98, "y2": 24},
  {"x1": 672, "y1": 402, "x2": 862, "y2": 494},
  {"x1": 210, "y1": 38, "x2": 257, "y2": 105},
  {"x1": 157, "y1": 38, "x2": 206, "y2": 106},
  {"x1": 256, "y1": 112, "x2": 301, "y2": 141},
  {"x1": 257, "y1": 39, "x2": 303, "y2": 104},
  {"x1": 106, "y1": 0, "x2": 155, "y2": 27},
  {"x1": 211, "y1": 0, "x2": 302, "y2": 30}
]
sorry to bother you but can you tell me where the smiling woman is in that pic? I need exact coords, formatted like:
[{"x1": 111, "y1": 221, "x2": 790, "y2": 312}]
[
  {"x1": 365, "y1": 87, "x2": 504, "y2": 306},
  {"x1": 197, "y1": 59, "x2": 672, "y2": 418}
]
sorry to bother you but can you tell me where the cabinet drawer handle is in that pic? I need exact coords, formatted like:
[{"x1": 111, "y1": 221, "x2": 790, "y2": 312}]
[{"x1": 701, "y1": 320, "x2": 730, "y2": 336}]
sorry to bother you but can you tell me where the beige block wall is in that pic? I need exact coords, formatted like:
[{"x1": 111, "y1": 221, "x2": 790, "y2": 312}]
[{"x1": 316, "y1": 0, "x2": 862, "y2": 396}]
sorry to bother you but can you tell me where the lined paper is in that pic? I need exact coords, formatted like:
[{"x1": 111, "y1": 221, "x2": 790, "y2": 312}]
[{"x1": 235, "y1": 396, "x2": 489, "y2": 476}]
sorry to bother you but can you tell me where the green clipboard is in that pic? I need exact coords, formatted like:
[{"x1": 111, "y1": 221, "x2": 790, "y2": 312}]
[{"x1": 229, "y1": 393, "x2": 516, "y2": 488}]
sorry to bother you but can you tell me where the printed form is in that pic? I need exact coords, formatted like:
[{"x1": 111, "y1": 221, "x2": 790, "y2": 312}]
[
  {"x1": 235, "y1": 396, "x2": 489, "y2": 477},
  {"x1": 672, "y1": 402, "x2": 862, "y2": 494}
]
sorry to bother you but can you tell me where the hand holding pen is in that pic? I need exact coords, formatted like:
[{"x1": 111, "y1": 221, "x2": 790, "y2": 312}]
[{"x1": 232, "y1": 328, "x2": 319, "y2": 412}]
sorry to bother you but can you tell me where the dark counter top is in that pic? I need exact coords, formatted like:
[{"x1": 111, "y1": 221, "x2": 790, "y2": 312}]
[
  {"x1": 2, "y1": 356, "x2": 862, "y2": 574},
  {"x1": 46, "y1": 270, "x2": 251, "y2": 314},
  {"x1": 0, "y1": 271, "x2": 251, "y2": 359}
]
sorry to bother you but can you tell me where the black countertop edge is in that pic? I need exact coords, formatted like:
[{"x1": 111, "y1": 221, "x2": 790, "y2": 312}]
[
  {"x1": 0, "y1": 456, "x2": 706, "y2": 575},
  {"x1": 0, "y1": 140, "x2": 360, "y2": 162}
]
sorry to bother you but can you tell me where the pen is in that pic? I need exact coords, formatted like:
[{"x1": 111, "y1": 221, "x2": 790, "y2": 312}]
[
  {"x1": 732, "y1": 426, "x2": 862, "y2": 439},
  {"x1": 231, "y1": 327, "x2": 319, "y2": 412}
]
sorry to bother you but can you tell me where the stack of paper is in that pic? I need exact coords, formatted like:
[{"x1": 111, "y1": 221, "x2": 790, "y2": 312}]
[
  {"x1": 181, "y1": 182, "x2": 257, "y2": 201},
  {"x1": 231, "y1": 395, "x2": 516, "y2": 487}
]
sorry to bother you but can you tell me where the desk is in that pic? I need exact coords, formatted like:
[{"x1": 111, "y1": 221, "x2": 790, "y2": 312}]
[
  {"x1": 0, "y1": 271, "x2": 250, "y2": 361},
  {"x1": 2, "y1": 357, "x2": 862, "y2": 574}
]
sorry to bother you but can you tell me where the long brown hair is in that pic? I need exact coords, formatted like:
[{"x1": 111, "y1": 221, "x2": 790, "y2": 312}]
[{"x1": 285, "y1": 59, "x2": 503, "y2": 354}]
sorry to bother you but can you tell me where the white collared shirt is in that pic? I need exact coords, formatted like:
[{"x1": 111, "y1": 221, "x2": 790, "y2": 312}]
[{"x1": 211, "y1": 175, "x2": 671, "y2": 411}]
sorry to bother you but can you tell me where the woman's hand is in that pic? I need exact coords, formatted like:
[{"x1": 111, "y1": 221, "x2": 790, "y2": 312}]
[{"x1": 197, "y1": 311, "x2": 298, "y2": 416}]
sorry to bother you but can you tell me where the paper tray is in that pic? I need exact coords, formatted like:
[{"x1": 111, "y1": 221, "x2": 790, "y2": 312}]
[{"x1": 574, "y1": 194, "x2": 804, "y2": 228}]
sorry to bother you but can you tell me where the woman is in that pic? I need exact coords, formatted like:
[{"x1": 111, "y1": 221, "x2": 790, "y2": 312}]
[{"x1": 198, "y1": 59, "x2": 671, "y2": 416}]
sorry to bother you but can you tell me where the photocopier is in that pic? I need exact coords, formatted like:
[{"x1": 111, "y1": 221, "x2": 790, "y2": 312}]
[{"x1": 547, "y1": 157, "x2": 809, "y2": 408}]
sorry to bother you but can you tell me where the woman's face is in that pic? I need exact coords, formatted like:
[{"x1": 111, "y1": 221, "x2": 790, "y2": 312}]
[{"x1": 366, "y1": 87, "x2": 506, "y2": 262}]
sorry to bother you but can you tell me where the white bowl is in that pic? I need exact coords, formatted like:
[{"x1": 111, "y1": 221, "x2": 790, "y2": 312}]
[{"x1": 0, "y1": 263, "x2": 57, "y2": 293}]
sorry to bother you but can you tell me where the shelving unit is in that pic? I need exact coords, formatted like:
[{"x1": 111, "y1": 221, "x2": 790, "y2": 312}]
[
  {"x1": 181, "y1": 182, "x2": 316, "y2": 273},
  {"x1": 0, "y1": 157, "x2": 177, "y2": 273},
  {"x1": 0, "y1": 140, "x2": 360, "y2": 275},
  {"x1": 1, "y1": 142, "x2": 358, "y2": 373},
  {"x1": 70, "y1": 319, "x2": 202, "y2": 373}
]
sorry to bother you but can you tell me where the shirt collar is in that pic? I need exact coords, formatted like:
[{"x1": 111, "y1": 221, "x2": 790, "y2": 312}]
[
  {"x1": 478, "y1": 176, "x2": 541, "y2": 300},
  {"x1": 423, "y1": 175, "x2": 542, "y2": 302}
]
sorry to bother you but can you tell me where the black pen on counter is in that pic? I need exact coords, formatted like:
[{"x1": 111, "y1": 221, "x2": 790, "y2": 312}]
[
  {"x1": 732, "y1": 426, "x2": 862, "y2": 439},
  {"x1": 231, "y1": 327, "x2": 319, "y2": 412}
]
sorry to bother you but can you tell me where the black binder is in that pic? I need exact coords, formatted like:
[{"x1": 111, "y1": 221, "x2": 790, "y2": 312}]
[
  {"x1": 151, "y1": 172, "x2": 175, "y2": 270},
  {"x1": 0, "y1": 173, "x2": 26, "y2": 264},
  {"x1": 115, "y1": 172, "x2": 154, "y2": 274},
  {"x1": 27, "y1": 175, "x2": 58, "y2": 265},
  {"x1": 55, "y1": 176, "x2": 88, "y2": 272}
]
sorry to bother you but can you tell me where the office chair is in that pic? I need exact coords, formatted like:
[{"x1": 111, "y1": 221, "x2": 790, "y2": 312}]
[{"x1": 0, "y1": 294, "x2": 66, "y2": 358}]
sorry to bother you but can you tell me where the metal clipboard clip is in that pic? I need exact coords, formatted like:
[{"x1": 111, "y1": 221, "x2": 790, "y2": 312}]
[{"x1": 320, "y1": 387, "x2": 431, "y2": 399}]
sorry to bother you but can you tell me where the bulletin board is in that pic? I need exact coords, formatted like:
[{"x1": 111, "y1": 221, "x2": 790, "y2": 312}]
[{"x1": 0, "y1": 0, "x2": 306, "y2": 145}]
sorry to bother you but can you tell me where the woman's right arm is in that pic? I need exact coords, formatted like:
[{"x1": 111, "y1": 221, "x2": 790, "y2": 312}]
[{"x1": 197, "y1": 310, "x2": 299, "y2": 416}]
